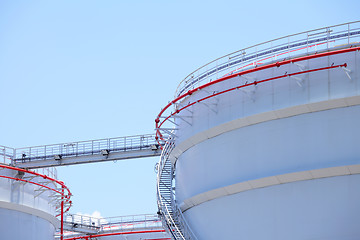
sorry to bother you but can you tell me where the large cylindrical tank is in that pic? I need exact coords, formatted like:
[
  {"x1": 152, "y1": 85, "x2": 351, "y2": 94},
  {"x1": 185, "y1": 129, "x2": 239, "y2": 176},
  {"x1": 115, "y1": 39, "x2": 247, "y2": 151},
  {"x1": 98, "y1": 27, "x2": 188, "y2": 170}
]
[
  {"x1": 0, "y1": 157, "x2": 61, "y2": 240},
  {"x1": 157, "y1": 22, "x2": 360, "y2": 240}
]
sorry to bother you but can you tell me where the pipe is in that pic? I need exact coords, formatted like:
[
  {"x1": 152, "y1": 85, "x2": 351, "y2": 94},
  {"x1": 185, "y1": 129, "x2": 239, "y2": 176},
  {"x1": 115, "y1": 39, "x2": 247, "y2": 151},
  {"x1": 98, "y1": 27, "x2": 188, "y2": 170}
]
[
  {"x1": 155, "y1": 46, "x2": 360, "y2": 145},
  {"x1": 61, "y1": 186, "x2": 64, "y2": 240}
]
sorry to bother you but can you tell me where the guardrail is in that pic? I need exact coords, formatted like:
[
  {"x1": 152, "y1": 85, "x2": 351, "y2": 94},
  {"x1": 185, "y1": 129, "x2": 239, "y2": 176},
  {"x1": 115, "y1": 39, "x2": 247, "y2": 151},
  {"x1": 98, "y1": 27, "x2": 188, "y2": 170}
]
[
  {"x1": 65, "y1": 214, "x2": 102, "y2": 229},
  {"x1": 100, "y1": 214, "x2": 162, "y2": 232},
  {"x1": 33, "y1": 167, "x2": 58, "y2": 179},
  {"x1": 0, "y1": 145, "x2": 14, "y2": 165},
  {"x1": 63, "y1": 213, "x2": 162, "y2": 233},
  {"x1": 175, "y1": 21, "x2": 360, "y2": 97},
  {"x1": 13, "y1": 134, "x2": 158, "y2": 163}
]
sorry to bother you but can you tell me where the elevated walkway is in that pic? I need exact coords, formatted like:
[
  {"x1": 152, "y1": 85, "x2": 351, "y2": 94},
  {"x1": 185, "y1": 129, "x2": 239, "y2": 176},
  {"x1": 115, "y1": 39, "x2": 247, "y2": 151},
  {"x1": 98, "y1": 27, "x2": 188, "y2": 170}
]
[
  {"x1": 58, "y1": 213, "x2": 169, "y2": 239},
  {"x1": 2, "y1": 134, "x2": 162, "y2": 169}
]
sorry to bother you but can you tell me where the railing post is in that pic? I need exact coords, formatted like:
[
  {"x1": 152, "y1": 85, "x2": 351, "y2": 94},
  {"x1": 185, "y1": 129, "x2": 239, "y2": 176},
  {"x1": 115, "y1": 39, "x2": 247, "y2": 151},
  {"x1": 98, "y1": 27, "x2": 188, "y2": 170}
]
[
  {"x1": 256, "y1": 46, "x2": 258, "y2": 65},
  {"x1": 327, "y1": 27, "x2": 330, "y2": 49},
  {"x1": 12, "y1": 148, "x2": 15, "y2": 166},
  {"x1": 1, "y1": 147, "x2": 4, "y2": 163},
  {"x1": 307, "y1": 32, "x2": 309, "y2": 54},
  {"x1": 287, "y1": 37, "x2": 290, "y2": 59}
]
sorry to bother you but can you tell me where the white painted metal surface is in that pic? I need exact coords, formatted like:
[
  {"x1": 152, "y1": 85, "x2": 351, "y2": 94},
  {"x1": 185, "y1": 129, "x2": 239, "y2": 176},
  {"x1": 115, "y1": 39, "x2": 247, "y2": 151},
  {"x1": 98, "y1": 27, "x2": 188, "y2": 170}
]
[
  {"x1": 156, "y1": 21, "x2": 360, "y2": 240},
  {"x1": 180, "y1": 164, "x2": 360, "y2": 212},
  {"x1": 0, "y1": 167, "x2": 60, "y2": 240}
]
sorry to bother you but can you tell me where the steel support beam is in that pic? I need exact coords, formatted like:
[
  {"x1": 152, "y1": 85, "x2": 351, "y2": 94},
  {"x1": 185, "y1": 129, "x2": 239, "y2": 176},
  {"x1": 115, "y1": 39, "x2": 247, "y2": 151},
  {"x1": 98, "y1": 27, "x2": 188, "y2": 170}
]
[{"x1": 15, "y1": 149, "x2": 161, "y2": 169}]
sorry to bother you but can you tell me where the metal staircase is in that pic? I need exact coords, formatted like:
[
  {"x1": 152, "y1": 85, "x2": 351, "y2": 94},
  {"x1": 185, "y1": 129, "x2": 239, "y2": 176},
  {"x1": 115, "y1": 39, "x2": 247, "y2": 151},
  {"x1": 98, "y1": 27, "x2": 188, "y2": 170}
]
[{"x1": 157, "y1": 138, "x2": 197, "y2": 240}]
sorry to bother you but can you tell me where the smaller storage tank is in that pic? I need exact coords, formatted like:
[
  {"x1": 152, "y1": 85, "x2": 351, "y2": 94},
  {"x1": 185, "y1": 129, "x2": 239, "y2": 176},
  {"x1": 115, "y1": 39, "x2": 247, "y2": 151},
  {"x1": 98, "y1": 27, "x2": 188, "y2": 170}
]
[{"x1": 0, "y1": 146, "x2": 71, "y2": 240}]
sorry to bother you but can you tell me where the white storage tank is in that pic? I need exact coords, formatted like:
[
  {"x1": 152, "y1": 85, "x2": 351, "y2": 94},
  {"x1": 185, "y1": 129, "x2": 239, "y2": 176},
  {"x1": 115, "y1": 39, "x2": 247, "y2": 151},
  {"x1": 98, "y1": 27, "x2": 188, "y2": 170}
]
[
  {"x1": 156, "y1": 21, "x2": 360, "y2": 240},
  {"x1": 0, "y1": 149, "x2": 70, "y2": 240}
]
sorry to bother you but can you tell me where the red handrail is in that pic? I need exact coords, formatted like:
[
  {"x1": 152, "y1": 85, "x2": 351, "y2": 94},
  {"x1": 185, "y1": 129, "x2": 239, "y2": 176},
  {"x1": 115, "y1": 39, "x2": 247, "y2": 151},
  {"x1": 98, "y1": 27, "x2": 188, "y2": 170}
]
[{"x1": 155, "y1": 46, "x2": 360, "y2": 146}]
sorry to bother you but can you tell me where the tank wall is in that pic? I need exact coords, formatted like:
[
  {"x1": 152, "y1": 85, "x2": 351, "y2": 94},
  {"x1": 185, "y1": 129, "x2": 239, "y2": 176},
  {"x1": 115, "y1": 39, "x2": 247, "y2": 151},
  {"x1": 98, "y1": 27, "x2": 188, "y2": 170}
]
[
  {"x1": 0, "y1": 169, "x2": 56, "y2": 215},
  {"x1": 173, "y1": 49, "x2": 360, "y2": 240},
  {"x1": 0, "y1": 208, "x2": 55, "y2": 240},
  {"x1": 175, "y1": 105, "x2": 360, "y2": 202},
  {"x1": 0, "y1": 168, "x2": 58, "y2": 240},
  {"x1": 175, "y1": 51, "x2": 360, "y2": 144},
  {"x1": 183, "y1": 175, "x2": 360, "y2": 240}
]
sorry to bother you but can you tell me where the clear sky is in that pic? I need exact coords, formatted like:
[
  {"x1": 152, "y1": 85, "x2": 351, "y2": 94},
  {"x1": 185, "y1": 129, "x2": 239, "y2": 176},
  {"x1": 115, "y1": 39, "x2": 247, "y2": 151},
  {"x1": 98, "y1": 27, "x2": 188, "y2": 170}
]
[{"x1": 1, "y1": 0, "x2": 359, "y2": 218}]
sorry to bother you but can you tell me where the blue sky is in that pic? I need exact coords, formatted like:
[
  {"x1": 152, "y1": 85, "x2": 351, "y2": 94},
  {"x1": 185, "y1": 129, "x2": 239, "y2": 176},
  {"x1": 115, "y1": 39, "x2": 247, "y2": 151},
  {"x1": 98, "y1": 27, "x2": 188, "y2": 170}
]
[{"x1": 1, "y1": 0, "x2": 359, "y2": 218}]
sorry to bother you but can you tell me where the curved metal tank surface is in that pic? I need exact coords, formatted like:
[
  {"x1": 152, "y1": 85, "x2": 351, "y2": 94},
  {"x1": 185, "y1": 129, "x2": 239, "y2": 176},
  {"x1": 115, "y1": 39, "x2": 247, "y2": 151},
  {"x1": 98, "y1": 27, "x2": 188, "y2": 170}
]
[
  {"x1": 0, "y1": 167, "x2": 59, "y2": 240},
  {"x1": 156, "y1": 22, "x2": 360, "y2": 240}
]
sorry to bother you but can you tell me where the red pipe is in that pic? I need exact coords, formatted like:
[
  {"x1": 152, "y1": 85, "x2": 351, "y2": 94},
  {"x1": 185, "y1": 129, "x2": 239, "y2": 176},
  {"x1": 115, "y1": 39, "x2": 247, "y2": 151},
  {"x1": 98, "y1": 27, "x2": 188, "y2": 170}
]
[
  {"x1": 64, "y1": 229, "x2": 166, "y2": 240},
  {"x1": 0, "y1": 173, "x2": 72, "y2": 216},
  {"x1": 158, "y1": 63, "x2": 346, "y2": 134},
  {"x1": 163, "y1": 63, "x2": 346, "y2": 126},
  {"x1": 0, "y1": 174, "x2": 63, "y2": 195},
  {"x1": 0, "y1": 165, "x2": 72, "y2": 196},
  {"x1": 155, "y1": 46, "x2": 359, "y2": 145},
  {"x1": 61, "y1": 186, "x2": 64, "y2": 240}
]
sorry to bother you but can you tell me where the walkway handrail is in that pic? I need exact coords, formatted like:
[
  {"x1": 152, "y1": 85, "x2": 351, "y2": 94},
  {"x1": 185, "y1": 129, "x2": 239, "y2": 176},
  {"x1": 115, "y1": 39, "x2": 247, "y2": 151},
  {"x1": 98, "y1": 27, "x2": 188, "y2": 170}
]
[
  {"x1": 175, "y1": 21, "x2": 360, "y2": 97},
  {"x1": 64, "y1": 213, "x2": 161, "y2": 231},
  {"x1": 60, "y1": 213, "x2": 165, "y2": 240},
  {"x1": 0, "y1": 145, "x2": 14, "y2": 165},
  {"x1": 13, "y1": 133, "x2": 158, "y2": 163}
]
